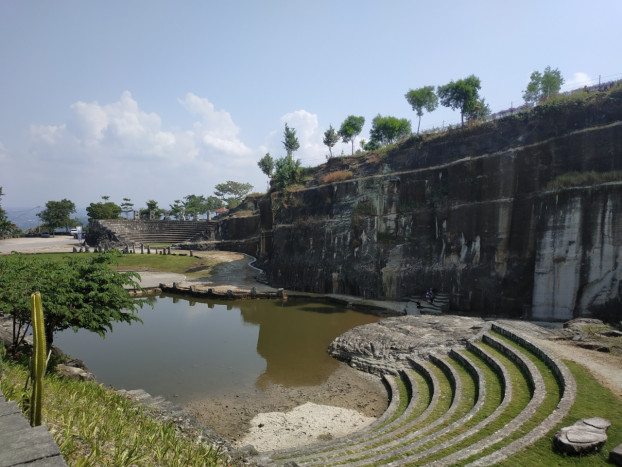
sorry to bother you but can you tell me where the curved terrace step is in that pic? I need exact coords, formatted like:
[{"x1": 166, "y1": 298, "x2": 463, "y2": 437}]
[
  {"x1": 265, "y1": 321, "x2": 576, "y2": 466},
  {"x1": 273, "y1": 357, "x2": 457, "y2": 466},
  {"x1": 333, "y1": 347, "x2": 504, "y2": 466}
]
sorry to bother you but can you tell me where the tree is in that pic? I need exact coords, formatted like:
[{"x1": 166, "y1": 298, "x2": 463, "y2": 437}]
[
  {"x1": 437, "y1": 75, "x2": 482, "y2": 126},
  {"x1": 0, "y1": 187, "x2": 19, "y2": 236},
  {"x1": 121, "y1": 198, "x2": 134, "y2": 219},
  {"x1": 205, "y1": 196, "x2": 224, "y2": 218},
  {"x1": 214, "y1": 181, "x2": 254, "y2": 203},
  {"x1": 258, "y1": 153, "x2": 275, "y2": 178},
  {"x1": 37, "y1": 199, "x2": 76, "y2": 233},
  {"x1": 274, "y1": 156, "x2": 301, "y2": 190},
  {"x1": 323, "y1": 124, "x2": 340, "y2": 158},
  {"x1": 139, "y1": 200, "x2": 165, "y2": 220},
  {"x1": 465, "y1": 97, "x2": 491, "y2": 121},
  {"x1": 369, "y1": 114, "x2": 412, "y2": 145},
  {"x1": 86, "y1": 196, "x2": 122, "y2": 220},
  {"x1": 523, "y1": 66, "x2": 564, "y2": 105},
  {"x1": 169, "y1": 200, "x2": 186, "y2": 220},
  {"x1": 282, "y1": 123, "x2": 300, "y2": 160},
  {"x1": 405, "y1": 86, "x2": 438, "y2": 133},
  {"x1": 0, "y1": 252, "x2": 144, "y2": 354},
  {"x1": 339, "y1": 115, "x2": 365, "y2": 156}
]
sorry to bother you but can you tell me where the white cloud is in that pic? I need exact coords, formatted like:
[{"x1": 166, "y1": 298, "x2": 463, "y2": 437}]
[
  {"x1": 278, "y1": 109, "x2": 350, "y2": 165},
  {"x1": 562, "y1": 72, "x2": 595, "y2": 91},
  {"x1": 180, "y1": 93, "x2": 252, "y2": 159},
  {"x1": 19, "y1": 92, "x2": 263, "y2": 207}
]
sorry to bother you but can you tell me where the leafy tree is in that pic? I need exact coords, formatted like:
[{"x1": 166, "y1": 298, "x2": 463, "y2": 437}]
[
  {"x1": 437, "y1": 75, "x2": 482, "y2": 126},
  {"x1": 37, "y1": 199, "x2": 76, "y2": 233},
  {"x1": 121, "y1": 198, "x2": 134, "y2": 219},
  {"x1": 86, "y1": 196, "x2": 122, "y2": 220},
  {"x1": 0, "y1": 252, "x2": 144, "y2": 353},
  {"x1": 258, "y1": 153, "x2": 275, "y2": 178},
  {"x1": 139, "y1": 200, "x2": 165, "y2": 220},
  {"x1": 282, "y1": 123, "x2": 300, "y2": 160},
  {"x1": 369, "y1": 114, "x2": 412, "y2": 145},
  {"x1": 169, "y1": 200, "x2": 186, "y2": 220},
  {"x1": 339, "y1": 115, "x2": 365, "y2": 156},
  {"x1": 465, "y1": 97, "x2": 491, "y2": 121},
  {"x1": 523, "y1": 66, "x2": 565, "y2": 105},
  {"x1": 363, "y1": 139, "x2": 382, "y2": 151},
  {"x1": 0, "y1": 187, "x2": 19, "y2": 236},
  {"x1": 205, "y1": 196, "x2": 224, "y2": 217},
  {"x1": 214, "y1": 181, "x2": 254, "y2": 203},
  {"x1": 323, "y1": 124, "x2": 340, "y2": 158},
  {"x1": 405, "y1": 86, "x2": 438, "y2": 133},
  {"x1": 274, "y1": 156, "x2": 301, "y2": 190}
]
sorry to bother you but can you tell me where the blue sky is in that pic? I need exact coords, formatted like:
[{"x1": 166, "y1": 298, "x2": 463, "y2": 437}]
[{"x1": 1, "y1": 0, "x2": 621, "y2": 214}]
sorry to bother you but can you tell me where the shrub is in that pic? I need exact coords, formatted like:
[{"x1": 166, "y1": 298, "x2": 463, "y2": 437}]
[{"x1": 321, "y1": 170, "x2": 353, "y2": 184}]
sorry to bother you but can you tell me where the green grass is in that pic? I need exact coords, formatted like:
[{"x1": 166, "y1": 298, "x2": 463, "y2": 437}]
[
  {"x1": 0, "y1": 360, "x2": 233, "y2": 466},
  {"x1": 496, "y1": 360, "x2": 622, "y2": 466},
  {"x1": 11, "y1": 251, "x2": 220, "y2": 280}
]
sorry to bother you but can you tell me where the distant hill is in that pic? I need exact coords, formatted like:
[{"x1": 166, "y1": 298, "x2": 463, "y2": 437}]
[{"x1": 5, "y1": 206, "x2": 89, "y2": 231}]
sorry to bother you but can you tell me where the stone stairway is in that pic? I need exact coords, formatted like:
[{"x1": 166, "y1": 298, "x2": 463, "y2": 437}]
[
  {"x1": 267, "y1": 322, "x2": 576, "y2": 466},
  {"x1": 95, "y1": 220, "x2": 215, "y2": 245},
  {"x1": 407, "y1": 292, "x2": 450, "y2": 315}
]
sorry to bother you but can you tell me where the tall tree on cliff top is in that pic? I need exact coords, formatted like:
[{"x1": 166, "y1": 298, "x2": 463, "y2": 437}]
[
  {"x1": 437, "y1": 75, "x2": 482, "y2": 127},
  {"x1": 258, "y1": 153, "x2": 275, "y2": 178},
  {"x1": 323, "y1": 124, "x2": 339, "y2": 159},
  {"x1": 282, "y1": 124, "x2": 300, "y2": 160},
  {"x1": 369, "y1": 115, "x2": 412, "y2": 145},
  {"x1": 405, "y1": 86, "x2": 438, "y2": 133},
  {"x1": 339, "y1": 115, "x2": 365, "y2": 156},
  {"x1": 523, "y1": 66, "x2": 564, "y2": 105},
  {"x1": 37, "y1": 199, "x2": 76, "y2": 233}
]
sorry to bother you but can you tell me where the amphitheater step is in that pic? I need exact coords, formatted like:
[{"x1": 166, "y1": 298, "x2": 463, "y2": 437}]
[{"x1": 266, "y1": 321, "x2": 576, "y2": 466}]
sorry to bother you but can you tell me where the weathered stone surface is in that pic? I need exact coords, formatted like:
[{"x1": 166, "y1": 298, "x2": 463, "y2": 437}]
[
  {"x1": 610, "y1": 443, "x2": 622, "y2": 465},
  {"x1": 328, "y1": 315, "x2": 486, "y2": 374},
  {"x1": 554, "y1": 417, "x2": 610, "y2": 455},
  {"x1": 56, "y1": 364, "x2": 95, "y2": 381}
]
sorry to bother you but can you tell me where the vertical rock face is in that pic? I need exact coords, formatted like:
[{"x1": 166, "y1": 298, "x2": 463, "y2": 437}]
[
  {"x1": 532, "y1": 187, "x2": 622, "y2": 321},
  {"x1": 252, "y1": 89, "x2": 622, "y2": 321}
]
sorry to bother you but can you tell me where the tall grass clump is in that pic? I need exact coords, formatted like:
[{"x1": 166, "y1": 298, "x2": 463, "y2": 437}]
[{"x1": 0, "y1": 360, "x2": 232, "y2": 466}]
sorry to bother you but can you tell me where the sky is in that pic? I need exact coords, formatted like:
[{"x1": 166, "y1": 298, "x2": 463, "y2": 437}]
[{"x1": 1, "y1": 0, "x2": 621, "y2": 219}]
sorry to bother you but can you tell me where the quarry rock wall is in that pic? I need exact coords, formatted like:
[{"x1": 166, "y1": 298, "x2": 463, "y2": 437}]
[{"x1": 257, "y1": 90, "x2": 622, "y2": 321}]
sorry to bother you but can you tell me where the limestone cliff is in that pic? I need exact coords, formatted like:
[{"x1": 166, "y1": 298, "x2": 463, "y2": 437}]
[{"x1": 252, "y1": 86, "x2": 622, "y2": 321}]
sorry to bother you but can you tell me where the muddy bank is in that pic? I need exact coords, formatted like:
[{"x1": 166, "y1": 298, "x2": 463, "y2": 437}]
[{"x1": 183, "y1": 362, "x2": 387, "y2": 443}]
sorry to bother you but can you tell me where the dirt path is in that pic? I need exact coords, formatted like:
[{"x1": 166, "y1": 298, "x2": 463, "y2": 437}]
[{"x1": 534, "y1": 337, "x2": 622, "y2": 400}]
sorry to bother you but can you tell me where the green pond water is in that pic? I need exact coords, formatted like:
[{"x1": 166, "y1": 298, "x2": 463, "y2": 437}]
[{"x1": 54, "y1": 294, "x2": 379, "y2": 404}]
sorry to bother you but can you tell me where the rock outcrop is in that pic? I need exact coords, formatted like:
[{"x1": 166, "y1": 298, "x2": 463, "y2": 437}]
[{"x1": 554, "y1": 417, "x2": 611, "y2": 455}]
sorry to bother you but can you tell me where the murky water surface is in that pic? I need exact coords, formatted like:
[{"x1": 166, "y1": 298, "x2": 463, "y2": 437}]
[{"x1": 54, "y1": 295, "x2": 379, "y2": 404}]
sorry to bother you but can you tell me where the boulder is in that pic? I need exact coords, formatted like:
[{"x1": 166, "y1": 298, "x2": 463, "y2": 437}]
[
  {"x1": 554, "y1": 417, "x2": 610, "y2": 455},
  {"x1": 56, "y1": 364, "x2": 95, "y2": 381},
  {"x1": 610, "y1": 443, "x2": 622, "y2": 466}
]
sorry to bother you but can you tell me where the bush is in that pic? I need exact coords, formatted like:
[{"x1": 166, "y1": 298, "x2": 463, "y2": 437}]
[{"x1": 321, "y1": 170, "x2": 353, "y2": 184}]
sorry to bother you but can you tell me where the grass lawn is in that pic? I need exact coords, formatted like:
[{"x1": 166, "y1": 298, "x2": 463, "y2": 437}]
[{"x1": 20, "y1": 251, "x2": 221, "y2": 280}]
